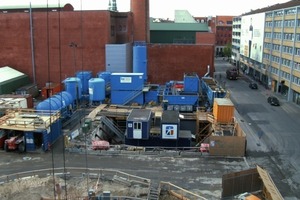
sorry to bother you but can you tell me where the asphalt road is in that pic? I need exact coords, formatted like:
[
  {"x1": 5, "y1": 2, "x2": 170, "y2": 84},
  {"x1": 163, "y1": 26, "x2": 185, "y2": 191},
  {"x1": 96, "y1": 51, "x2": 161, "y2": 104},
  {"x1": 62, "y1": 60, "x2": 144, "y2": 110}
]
[
  {"x1": 214, "y1": 58, "x2": 300, "y2": 199},
  {"x1": 0, "y1": 58, "x2": 299, "y2": 199}
]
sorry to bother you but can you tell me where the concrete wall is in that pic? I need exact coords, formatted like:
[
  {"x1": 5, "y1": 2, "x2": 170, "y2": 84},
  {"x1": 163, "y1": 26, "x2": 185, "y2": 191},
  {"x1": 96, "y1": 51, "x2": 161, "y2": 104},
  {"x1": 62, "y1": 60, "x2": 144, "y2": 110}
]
[{"x1": 147, "y1": 44, "x2": 215, "y2": 84}]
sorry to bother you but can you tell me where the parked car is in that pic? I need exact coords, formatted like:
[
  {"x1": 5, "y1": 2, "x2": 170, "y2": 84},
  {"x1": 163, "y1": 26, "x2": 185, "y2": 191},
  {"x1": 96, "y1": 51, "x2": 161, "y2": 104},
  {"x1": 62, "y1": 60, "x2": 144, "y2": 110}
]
[
  {"x1": 267, "y1": 96, "x2": 280, "y2": 106},
  {"x1": 249, "y1": 82, "x2": 258, "y2": 89}
]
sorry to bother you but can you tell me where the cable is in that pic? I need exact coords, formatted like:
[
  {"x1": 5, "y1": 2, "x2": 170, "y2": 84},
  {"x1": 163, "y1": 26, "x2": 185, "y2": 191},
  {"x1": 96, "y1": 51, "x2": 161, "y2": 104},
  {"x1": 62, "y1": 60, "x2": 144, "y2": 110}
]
[
  {"x1": 57, "y1": 0, "x2": 68, "y2": 198},
  {"x1": 45, "y1": 0, "x2": 56, "y2": 198},
  {"x1": 80, "y1": 0, "x2": 90, "y2": 194}
]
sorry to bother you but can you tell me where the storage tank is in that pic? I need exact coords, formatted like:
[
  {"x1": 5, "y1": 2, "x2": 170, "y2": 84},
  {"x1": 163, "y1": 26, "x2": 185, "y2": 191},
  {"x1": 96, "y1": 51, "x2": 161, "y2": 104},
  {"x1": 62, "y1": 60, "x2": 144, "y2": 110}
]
[
  {"x1": 76, "y1": 71, "x2": 92, "y2": 95},
  {"x1": 36, "y1": 91, "x2": 74, "y2": 118},
  {"x1": 36, "y1": 97, "x2": 62, "y2": 111},
  {"x1": 89, "y1": 78, "x2": 105, "y2": 102},
  {"x1": 97, "y1": 71, "x2": 111, "y2": 86},
  {"x1": 133, "y1": 44, "x2": 147, "y2": 81},
  {"x1": 63, "y1": 77, "x2": 82, "y2": 102},
  {"x1": 53, "y1": 91, "x2": 74, "y2": 107}
]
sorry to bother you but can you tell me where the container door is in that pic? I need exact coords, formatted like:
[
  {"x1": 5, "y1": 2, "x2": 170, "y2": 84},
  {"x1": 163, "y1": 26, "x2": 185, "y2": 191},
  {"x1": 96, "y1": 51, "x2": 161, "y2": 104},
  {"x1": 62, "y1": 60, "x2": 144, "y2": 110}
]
[{"x1": 133, "y1": 122, "x2": 142, "y2": 139}]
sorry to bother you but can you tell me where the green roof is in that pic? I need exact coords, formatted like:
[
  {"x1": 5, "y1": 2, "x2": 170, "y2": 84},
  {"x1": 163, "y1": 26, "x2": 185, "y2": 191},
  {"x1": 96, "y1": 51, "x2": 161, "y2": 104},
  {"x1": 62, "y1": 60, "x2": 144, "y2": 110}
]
[
  {"x1": 0, "y1": 4, "x2": 66, "y2": 10},
  {"x1": 150, "y1": 20, "x2": 209, "y2": 32}
]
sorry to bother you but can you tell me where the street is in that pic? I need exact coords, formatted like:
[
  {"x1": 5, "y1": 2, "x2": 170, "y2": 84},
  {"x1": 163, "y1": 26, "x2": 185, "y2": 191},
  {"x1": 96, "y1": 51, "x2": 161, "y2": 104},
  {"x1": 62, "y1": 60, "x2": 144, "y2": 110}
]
[{"x1": 215, "y1": 58, "x2": 300, "y2": 198}]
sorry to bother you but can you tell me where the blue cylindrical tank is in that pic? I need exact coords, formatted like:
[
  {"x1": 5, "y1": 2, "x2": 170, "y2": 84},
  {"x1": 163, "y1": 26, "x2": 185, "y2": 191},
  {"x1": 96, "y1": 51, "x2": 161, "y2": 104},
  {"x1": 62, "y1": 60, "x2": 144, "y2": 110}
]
[
  {"x1": 57, "y1": 91, "x2": 74, "y2": 107},
  {"x1": 97, "y1": 71, "x2": 111, "y2": 86},
  {"x1": 64, "y1": 77, "x2": 82, "y2": 102},
  {"x1": 133, "y1": 45, "x2": 147, "y2": 81},
  {"x1": 36, "y1": 97, "x2": 61, "y2": 111},
  {"x1": 76, "y1": 71, "x2": 92, "y2": 95},
  {"x1": 89, "y1": 78, "x2": 105, "y2": 102}
]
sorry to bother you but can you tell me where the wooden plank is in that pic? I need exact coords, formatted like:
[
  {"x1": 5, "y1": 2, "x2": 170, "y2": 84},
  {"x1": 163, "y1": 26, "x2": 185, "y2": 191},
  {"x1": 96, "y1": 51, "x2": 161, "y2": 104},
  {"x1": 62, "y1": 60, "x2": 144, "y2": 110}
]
[
  {"x1": 256, "y1": 165, "x2": 284, "y2": 200},
  {"x1": 87, "y1": 104, "x2": 107, "y2": 120}
]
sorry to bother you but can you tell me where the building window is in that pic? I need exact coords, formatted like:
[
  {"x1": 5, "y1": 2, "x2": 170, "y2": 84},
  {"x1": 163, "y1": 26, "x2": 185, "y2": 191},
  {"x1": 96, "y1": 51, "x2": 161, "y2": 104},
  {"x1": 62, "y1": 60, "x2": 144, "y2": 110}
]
[
  {"x1": 111, "y1": 25, "x2": 115, "y2": 36},
  {"x1": 133, "y1": 122, "x2": 141, "y2": 130}
]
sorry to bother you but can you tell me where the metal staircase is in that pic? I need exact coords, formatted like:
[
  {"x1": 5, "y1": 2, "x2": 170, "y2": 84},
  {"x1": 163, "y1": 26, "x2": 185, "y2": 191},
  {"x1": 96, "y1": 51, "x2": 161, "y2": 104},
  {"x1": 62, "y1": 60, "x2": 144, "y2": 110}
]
[
  {"x1": 122, "y1": 89, "x2": 143, "y2": 106},
  {"x1": 148, "y1": 181, "x2": 160, "y2": 200},
  {"x1": 99, "y1": 116, "x2": 125, "y2": 142}
]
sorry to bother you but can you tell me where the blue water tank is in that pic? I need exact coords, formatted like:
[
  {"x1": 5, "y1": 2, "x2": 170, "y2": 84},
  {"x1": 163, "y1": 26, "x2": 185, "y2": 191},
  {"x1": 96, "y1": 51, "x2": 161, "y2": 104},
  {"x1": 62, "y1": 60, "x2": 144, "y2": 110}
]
[
  {"x1": 57, "y1": 91, "x2": 74, "y2": 107},
  {"x1": 76, "y1": 71, "x2": 92, "y2": 95},
  {"x1": 64, "y1": 77, "x2": 82, "y2": 101},
  {"x1": 36, "y1": 97, "x2": 62, "y2": 111},
  {"x1": 97, "y1": 71, "x2": 111, "y2": 86},
  {"x1": 133, "y1": 45, "x2": 147, "y2": 81},
  {"x1": 89, "y1": 78, "x2": 105, "y2": 102}
]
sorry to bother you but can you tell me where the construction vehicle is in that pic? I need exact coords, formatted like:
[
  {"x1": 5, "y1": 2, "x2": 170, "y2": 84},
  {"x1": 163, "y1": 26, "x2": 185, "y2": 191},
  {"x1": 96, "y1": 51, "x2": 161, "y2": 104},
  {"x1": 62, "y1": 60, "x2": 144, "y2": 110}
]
[
  {"x1": 226, "y1": 67, "x2": 238, "y2": 80},
  {"x1": 4, "y1": 133, "x2": 25, "y2": 152}
]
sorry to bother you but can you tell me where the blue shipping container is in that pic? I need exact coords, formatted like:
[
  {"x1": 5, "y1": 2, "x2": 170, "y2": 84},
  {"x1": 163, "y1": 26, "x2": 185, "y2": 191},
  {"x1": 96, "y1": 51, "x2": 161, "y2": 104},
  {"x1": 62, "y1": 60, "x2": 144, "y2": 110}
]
[
  {"x1": 163, "y1": 94, "x2": 198, "y2": 105},
  {"x1": 111, "y1": 90, "x2": 144, "y2": 105},
  {"x1": 110, "y1": 73, "x2": 144, "y2": 91},
  {"x1": 184, "y1": 73, "x2": 199, "y2": 93},
  {"x1": 145, "y1": 90, "x2": 158, "y2": 104},
  {"x1": 42, "y1": 119, "x2": 62, "y2": 151}
]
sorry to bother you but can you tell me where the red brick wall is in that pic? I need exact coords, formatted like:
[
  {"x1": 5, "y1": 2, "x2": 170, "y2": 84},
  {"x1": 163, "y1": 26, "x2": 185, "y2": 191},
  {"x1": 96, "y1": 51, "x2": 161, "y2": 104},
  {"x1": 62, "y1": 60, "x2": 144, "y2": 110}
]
[
  {"x1": 0, "y1": 11, "x2": 132, "y2": 88},
  {"x1": 0, "y1": 9, "x2": 215, "y2": 90},
  {"x1": 147, "y1": 44, "x2": 215, "y2": 84},
  {"x1": 196, "y1": 32, "x2": 216, "y2": 45}
]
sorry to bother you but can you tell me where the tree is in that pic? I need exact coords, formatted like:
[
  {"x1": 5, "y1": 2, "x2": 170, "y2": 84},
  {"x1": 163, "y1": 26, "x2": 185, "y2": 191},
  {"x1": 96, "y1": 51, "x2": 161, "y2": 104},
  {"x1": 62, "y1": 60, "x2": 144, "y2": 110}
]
[{"x1": 223, "y1": 43, "x2": 232, "y2": 59}]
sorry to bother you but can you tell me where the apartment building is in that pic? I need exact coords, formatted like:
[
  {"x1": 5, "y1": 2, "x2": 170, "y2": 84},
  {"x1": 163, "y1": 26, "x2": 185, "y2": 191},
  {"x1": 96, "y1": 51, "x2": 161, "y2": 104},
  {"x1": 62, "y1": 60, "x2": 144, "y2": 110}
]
[
  {"x1": 239, "y1": 1, "x2": 300, "y2": 104},
  {"x1": 215, "y1": 16, "x2": 234, "y2": 57},
  {"x1": 232, "y1": 16, "x2": 241, "y2": 67}
]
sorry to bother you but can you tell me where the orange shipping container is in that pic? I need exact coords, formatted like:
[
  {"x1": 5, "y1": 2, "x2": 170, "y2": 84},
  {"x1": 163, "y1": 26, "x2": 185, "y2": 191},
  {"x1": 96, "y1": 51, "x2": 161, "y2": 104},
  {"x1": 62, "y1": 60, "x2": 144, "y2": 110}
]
[
  {"x1": 41, "y1": 83, "x2": 63, "y2": 99},
  {"x1": 213, "y1": 98, "x2": 234, "y2": 123}
]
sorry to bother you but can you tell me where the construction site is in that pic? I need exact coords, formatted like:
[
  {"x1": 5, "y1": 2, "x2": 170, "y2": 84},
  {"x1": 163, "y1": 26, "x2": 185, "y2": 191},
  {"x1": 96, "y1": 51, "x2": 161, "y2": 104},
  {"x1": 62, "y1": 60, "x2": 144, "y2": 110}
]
[{"x1": 0, "y1": 0, "x2": 292, "y2": 199}]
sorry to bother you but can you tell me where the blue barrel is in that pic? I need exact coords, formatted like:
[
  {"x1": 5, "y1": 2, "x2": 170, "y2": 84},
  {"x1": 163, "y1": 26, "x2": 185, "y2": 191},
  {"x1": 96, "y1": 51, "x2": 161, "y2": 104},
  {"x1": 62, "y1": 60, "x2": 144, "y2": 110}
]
[
  {"x1": 63, "y1": 77, "x2": 82, "y2": 101},
  {"x1": 76, "y1": 71, "x2": 92, "y2": 95},
  {"x1": 89, "y1": 78, "x2": 105, "y2": 102},
  {"x1": 97, "y1": 71, "x2": 111, "y2": 86},
  {"x1": 133, "y1": 45, "x2": 147, "y2": 81}
]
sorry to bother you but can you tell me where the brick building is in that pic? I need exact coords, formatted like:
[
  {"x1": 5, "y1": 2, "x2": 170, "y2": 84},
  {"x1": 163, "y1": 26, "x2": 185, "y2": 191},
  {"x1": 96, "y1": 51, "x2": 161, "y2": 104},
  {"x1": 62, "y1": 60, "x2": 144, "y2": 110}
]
[{"x1": 0, "y1": 0, "x2": 215, "y2": 88}]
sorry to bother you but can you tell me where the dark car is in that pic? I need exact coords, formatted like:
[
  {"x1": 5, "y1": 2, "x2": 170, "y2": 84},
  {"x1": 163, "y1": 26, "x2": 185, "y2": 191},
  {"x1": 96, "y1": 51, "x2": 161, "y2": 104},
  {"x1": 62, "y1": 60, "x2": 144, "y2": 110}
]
[
  {"x1": 226, "y1": 68, "x2": 238, "y2": 80},
  {"x1": 249, "y1": 82, "x2": 258, "y2": 89},
  {"x1": 267, "y1": 96, "x2": 280, "y2": 106}
]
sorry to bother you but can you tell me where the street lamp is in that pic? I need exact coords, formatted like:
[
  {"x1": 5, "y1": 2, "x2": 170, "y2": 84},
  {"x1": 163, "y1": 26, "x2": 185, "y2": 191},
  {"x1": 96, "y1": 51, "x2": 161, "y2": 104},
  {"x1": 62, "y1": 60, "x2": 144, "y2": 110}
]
[{"x1": 69, "y1": 42, "x2": 77, "y2": 74}]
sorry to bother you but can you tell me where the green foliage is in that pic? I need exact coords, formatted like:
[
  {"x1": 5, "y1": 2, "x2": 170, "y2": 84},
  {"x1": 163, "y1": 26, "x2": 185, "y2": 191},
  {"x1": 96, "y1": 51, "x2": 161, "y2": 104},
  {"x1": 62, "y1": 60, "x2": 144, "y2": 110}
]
[{"x1": 223, "y1": 43, "x2": 232, "y2": 58}]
